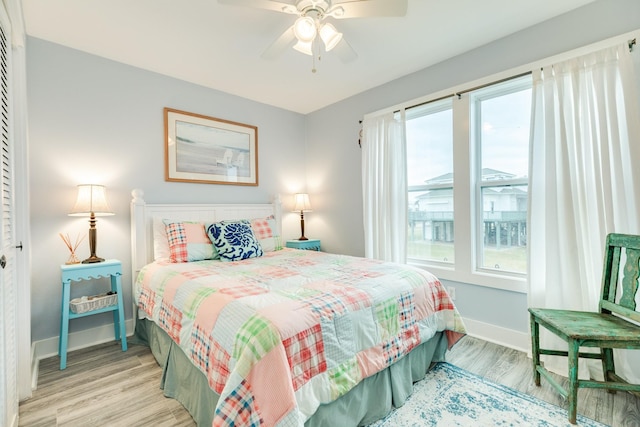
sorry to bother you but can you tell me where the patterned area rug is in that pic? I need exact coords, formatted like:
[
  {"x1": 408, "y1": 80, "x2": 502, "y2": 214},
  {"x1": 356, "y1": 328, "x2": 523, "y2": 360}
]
[{"x1": 368, "y1": 362, "x2": 607, "y2": 427}]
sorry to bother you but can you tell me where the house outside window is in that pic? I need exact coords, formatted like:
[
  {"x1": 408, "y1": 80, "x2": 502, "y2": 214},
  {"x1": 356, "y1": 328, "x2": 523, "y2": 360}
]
[{"x1": 406, "y1": 75, "x2": 532, "y2": 286}]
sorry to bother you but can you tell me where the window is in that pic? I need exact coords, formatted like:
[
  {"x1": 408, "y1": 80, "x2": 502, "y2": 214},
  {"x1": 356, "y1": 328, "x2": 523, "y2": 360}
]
[{"x1": 406, "y1": 75, "x2": 532, "y2": 287}]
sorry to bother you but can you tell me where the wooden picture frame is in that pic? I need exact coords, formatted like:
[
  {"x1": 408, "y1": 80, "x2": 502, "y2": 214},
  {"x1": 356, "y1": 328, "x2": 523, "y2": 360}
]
[{"x1": 164, "y1": 108, "x2": 258, "y2": 186}]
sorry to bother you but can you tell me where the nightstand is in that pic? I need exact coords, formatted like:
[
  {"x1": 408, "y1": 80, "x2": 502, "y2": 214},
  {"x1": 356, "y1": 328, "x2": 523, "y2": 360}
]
[
  {"x1": 286, "y1": 239, "x2": 321, "y2": 251},
  {"x1": 59, "y1": 259, "x2": 127, "y2": 370}
]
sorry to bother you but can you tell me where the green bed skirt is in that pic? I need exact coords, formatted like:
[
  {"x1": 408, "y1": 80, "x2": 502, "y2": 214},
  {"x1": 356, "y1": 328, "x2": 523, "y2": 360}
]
[{"x1": 135, "y1": 318, "x2": 448, "y2": 426}]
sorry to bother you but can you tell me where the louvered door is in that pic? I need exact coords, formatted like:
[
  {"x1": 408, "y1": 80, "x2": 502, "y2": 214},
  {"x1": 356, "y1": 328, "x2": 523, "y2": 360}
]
[{"x1": 0, "y1": 5, "x2": 18, "y2": 426}]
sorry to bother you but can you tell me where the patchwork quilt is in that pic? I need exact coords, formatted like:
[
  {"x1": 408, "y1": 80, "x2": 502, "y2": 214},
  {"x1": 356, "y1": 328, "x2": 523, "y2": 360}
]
[{"x1": 135, "y1": 248, "x2": 466, "y2": 427}]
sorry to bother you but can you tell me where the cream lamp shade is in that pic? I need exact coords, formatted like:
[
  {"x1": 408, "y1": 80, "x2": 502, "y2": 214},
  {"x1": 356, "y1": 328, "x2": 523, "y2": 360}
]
[
  {"x1": 69, "y1": 184, "x2": 114, "y2": 263},
  {"x1": 293, "y1": 193, "x2": 312, "y2": 212},
  {"x1": 69, "y1": 184, "x2": 114, "y2": 216}
]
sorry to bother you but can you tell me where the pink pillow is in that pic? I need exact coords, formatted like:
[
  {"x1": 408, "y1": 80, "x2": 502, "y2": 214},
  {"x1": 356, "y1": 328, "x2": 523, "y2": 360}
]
[
  {"x1": 250, "y1": 217, "x2": 282, "y2": 252},
  {"x1": 164, "y1": 221, "x2": 217, "y2": 262}
]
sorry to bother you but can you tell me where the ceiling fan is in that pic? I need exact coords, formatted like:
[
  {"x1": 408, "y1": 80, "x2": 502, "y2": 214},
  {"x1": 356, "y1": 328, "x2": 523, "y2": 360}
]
[{"x1": 218, "y1": 0, "x2": 408, "y2": 64}]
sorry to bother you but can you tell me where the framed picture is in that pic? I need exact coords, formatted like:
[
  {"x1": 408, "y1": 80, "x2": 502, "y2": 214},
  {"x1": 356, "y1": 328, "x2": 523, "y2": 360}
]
[{"x1": 164, "y1": 108, "x2": 258, "y2": 186}]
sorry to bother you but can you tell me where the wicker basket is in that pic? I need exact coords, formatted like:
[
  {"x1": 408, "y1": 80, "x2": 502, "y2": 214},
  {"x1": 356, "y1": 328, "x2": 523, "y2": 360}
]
[{"x1": 70, "y1": 292, "x2": 118, "y2": 314}]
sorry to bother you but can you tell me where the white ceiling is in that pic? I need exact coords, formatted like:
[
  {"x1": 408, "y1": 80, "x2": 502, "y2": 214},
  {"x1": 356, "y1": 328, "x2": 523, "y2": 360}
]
[{"x1": 22, "y1": 0, "x2": 596, "y2": 114}]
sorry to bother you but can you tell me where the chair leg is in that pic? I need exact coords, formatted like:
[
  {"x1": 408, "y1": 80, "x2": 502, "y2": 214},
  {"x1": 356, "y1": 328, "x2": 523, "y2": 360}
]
[
  {"x1": 601, "y1": 347, "x2": 617, "y2": 394},
  {"x1": 567, "y1": 339, "x2": 580, "y2": 424},
  {"x1": 530, "y1": 314, "x2": 541, "y2": 386}
]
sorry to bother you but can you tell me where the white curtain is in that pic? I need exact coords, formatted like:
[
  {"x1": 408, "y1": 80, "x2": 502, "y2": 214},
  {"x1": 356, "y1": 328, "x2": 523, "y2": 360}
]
[
  {"x1": 528, "y1": 43, "x2": 640, "y2": 381},
  {"x1": 361, "y1": 111, "x2": 407, "y2": 263}
]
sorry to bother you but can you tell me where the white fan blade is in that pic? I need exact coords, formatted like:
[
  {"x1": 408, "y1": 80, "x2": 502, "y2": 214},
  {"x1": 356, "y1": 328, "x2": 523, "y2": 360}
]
[
  {"x1": 332, "y1": 38, "x2": 358, "y2": 63},
  {"x1": 328, "y1": 0, "x2": 408, "y2": 19},
  {"x1": 261, "y1": 25, "x2": 296, "y2": 59},
  {"x1": 218, "y1": 0, "x2": 298, "y2": 14}
]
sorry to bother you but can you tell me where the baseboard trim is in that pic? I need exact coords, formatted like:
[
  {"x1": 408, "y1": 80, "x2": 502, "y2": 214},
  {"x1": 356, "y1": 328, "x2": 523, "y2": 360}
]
[
  {"x1": 461, "y1": 317, "x2": 530, "y2": 354},
  {"x1": 31, "y1": 319, "x2": 135, "y2": 390}
]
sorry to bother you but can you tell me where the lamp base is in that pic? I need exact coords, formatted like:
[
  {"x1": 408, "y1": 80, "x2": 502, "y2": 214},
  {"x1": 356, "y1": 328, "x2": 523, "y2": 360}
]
[
  {"x1": 298, "y1": 214, "x2": 308, "y2": 241},
  {"x1": 82, "y1": 255, "x2": 104, "y2": 264},
  {"x1": 83, "y1": 214, "x2": 104, "y2": 264}
]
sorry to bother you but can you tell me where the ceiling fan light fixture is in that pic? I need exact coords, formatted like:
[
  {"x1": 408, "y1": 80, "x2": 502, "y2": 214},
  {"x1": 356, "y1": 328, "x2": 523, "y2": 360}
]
[
  {"x1": 319, "y1": 22, "x2": 342, "y2": 52},
  {"x1": 293, "y1": 16, "x2": 317, "y2": 43},
  {"x1": 293, "y1": 39, "x2": 314, "y2": 56}
]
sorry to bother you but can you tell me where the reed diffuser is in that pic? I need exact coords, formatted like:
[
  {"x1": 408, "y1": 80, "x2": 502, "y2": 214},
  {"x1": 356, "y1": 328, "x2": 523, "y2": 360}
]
[{"x1": 59, "y1": 232, "x2": 85, "y2": 265}]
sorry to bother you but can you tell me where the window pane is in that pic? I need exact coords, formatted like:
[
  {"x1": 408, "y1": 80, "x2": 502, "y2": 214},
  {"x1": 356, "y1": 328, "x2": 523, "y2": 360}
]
[
  {"x1": 476, "y1": 81, "x2": 530, "y2": 274},
  {"x1": 480, "y1": 88, "x2": 531, "y2": 179},
  {"x1": 406, "y1": 102, "x2": 454, "y2": 263},
  {"x1": 406, "y1": 105, "x2": 453, "y2": 187},
  {"x1": 407, "y1": 188, "x2": 455, "y2": 263},
  {"x1": 480, "y1": 185, "x2": 528, "y2": 273}
]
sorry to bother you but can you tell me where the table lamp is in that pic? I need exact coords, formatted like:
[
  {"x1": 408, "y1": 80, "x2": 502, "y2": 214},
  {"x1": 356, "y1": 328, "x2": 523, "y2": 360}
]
[
  {"x1": 293, "y1": 193, "x2": 312, "y2": 241},
  {"x1": 69, "y1": 184, "x2": 114, "y2": 263}
]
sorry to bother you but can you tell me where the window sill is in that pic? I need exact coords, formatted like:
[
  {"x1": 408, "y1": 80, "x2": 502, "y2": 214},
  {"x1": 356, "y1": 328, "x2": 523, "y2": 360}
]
[{"x1": 408, "y1": 261, "x2": 527, "y2": 293}]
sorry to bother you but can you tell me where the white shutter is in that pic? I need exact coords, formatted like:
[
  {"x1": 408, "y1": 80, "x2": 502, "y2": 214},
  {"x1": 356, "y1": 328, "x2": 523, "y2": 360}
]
[{"x1": 0, "y1": 4, "x2": 18, "y2": 426}]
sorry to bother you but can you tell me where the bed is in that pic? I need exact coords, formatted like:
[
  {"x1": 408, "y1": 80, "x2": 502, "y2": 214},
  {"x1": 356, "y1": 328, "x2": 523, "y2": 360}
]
[{"x1": 130, "y1": 189, "x2": 466, "y2": 426}]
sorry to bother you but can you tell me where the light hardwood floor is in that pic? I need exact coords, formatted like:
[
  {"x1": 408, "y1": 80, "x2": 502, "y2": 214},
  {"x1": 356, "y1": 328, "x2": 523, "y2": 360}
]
[
  {"x1": 19, "y1": 336, "x2": 640, "y2": 426},
  {"x1": 447, "y1": 337, "x2": 640, "y2": 427}
]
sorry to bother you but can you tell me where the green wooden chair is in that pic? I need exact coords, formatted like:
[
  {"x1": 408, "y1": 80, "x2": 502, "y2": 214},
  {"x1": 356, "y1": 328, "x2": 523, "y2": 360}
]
[{"x1": 529, "y1": 233, "x2": 640, "y2": 424}]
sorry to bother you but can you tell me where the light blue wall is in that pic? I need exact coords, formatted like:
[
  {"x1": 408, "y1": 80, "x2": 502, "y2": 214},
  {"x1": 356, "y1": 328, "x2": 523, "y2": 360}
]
[
  {"x1": 305, "y1": 0, "x2": 640, "y2": 334},
  {"x1": 27, "y1": 38, "x2": 307, "y2": 342}
]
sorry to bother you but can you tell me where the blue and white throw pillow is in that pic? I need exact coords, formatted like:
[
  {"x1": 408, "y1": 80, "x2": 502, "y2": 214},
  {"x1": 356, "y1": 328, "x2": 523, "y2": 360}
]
[{"x1": 205, "y1": 219, "x2": 263, "y2": 261}]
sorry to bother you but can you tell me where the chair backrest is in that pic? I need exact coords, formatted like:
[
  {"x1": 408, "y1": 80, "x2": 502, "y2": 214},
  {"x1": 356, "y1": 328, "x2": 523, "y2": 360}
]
[{"x1": 600, "y1": 233, "x2": 640, "y2": 323}]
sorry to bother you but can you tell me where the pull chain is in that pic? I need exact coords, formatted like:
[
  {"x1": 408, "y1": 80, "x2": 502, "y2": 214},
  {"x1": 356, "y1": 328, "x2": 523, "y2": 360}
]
[{"x1": 311, "y1": 37, "x2": 321, "y2": 73}]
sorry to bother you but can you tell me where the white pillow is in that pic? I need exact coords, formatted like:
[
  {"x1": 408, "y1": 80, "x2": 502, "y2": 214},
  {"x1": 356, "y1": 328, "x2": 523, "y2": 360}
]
[{"x1": 153, "y1": 216, "x2": 170, "y2": 260}]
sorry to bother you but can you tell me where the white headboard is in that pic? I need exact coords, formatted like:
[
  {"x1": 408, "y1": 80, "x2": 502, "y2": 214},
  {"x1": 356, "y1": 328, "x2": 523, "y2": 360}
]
[{"x1": 130, "y1": 189, "x2": 282, "y2": 277}]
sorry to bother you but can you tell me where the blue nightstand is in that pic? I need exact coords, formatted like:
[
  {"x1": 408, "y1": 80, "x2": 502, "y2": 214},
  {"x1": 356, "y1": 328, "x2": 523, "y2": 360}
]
[
  {"x1": 286, "y1": 239, "x2": 321, "y2": 251},
  {"x1": 59, "y1": 259, "x2": 127, "y2": 369}
]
